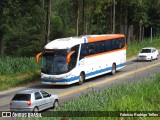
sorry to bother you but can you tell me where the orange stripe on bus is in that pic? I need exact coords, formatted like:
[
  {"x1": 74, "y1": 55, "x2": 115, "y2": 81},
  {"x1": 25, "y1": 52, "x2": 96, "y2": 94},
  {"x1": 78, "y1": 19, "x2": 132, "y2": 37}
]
[
  {"x1": 85, "y1": 46, "x2": 126, "y2": 58},
  {"x1": 87, "y1": 34, "x2": 125, "y2": 43}
]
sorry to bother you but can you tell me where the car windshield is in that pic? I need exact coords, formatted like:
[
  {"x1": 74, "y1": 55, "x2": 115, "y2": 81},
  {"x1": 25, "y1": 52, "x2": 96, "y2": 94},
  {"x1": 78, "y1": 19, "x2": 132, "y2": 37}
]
[
  {"x1": 12, "y1": 94, "x2": 31, "y2": 101},
  {"x1": 140, "y1": 49, "x2": 151, "y2": 53}
]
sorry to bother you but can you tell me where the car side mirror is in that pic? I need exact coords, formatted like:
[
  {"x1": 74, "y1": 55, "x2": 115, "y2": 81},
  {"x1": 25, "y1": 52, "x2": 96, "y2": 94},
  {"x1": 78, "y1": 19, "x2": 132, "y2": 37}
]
[{"x1": 66, "y1": 51, "x2": 75, "y2": 63}]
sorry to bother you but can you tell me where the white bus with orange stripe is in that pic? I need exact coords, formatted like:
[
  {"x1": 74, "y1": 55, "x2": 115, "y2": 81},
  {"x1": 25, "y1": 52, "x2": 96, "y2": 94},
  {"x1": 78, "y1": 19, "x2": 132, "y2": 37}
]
[{"x1": 36, "y1": 34, "x2": 126, "y2": 85}]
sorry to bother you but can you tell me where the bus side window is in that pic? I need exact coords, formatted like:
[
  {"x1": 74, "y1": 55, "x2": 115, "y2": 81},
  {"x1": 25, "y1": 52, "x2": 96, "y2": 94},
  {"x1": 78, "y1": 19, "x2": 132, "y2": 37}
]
[
  {"x1": 88, "y1": 43, "x2": 96, "y2": 55},
  {"x1": 119, "y1": 38, "x2": 125, "y2": 48},
  {"x1": 100, "y1": 41, "x2": 105, "y2": 53},
  {"x1": 110, "y1": 39, "x2": 114, "y2": 50},
  {"x1": 112, "y1": 39, "x2": 119, "y2": 50},
  {"x1": 80, "y1": 44, "x2": 87, "y2": 60},
  {"x1": 96, "y1": 42, "x2": 100, "y2": 53},
  {"x1": 69, "y1": 45, "x2": 79, "y2": 69},
  {"x1": 115, "y1": 39, "x2": 120, "y2": 49},
  {"x1": 105, "y1": 40, "x2": 110, "y2": 52},
  {"x1": 71, "y1": 45, "x2": 79, "y2": 54}
]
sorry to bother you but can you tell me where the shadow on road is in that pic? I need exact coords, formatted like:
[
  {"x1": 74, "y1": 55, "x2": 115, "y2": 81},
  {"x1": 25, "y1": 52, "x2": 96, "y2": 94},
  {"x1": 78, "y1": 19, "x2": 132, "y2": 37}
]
[{"x1": 28, "y1": 83, "x2": 76, "y2": 90}]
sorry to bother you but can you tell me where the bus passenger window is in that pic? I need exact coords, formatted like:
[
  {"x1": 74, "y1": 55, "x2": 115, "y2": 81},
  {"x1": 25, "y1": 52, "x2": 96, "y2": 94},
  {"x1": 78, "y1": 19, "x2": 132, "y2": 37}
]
[
  {"x1": 99, "y1": 41, "x2": 105, "y2": 53},
  {"x1": 111, "y1": 39, "x2": 115, "y2": 50},
  {"x1": 112, "y1": 39, "x2": 119, "y2": 50},
  {"x1": 119, "y1": 38, "x2": 125, "y2": 48},
  {"x1": 88, "y1": 43, "x2": 97, "y2": 55},
  {"x1": 88, "y1": 44, "x2": 95, "y2": 55},
  {"x1": 104, "y1": 41, "x2": 109, "y2": 51},
  {"x1": 115, "y1": 39, "x2": 120, "y2": 49}
]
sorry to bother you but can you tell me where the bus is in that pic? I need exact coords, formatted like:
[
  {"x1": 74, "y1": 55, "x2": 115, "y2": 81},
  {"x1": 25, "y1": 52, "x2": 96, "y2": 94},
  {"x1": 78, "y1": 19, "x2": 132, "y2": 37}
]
[{"x1": 36, "y1": 34, "x2": 126, "y2": 85}]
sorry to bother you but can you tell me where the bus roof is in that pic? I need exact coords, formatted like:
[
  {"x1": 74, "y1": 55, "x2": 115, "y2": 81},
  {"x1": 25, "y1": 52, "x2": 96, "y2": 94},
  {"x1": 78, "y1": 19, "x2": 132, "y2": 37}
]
[
  {"x1": 44, "y1": 37, "x2": 83, "y2": 49},
  {"x1": 44, "y1": 34, "x2": 125, "y2": 50}
]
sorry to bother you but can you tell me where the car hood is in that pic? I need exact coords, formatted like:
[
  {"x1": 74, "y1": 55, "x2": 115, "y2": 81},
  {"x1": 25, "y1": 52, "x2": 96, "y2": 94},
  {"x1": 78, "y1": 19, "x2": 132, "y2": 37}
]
[{"x1": 138, "y1": 53, "x2": 151, "y2": 56}]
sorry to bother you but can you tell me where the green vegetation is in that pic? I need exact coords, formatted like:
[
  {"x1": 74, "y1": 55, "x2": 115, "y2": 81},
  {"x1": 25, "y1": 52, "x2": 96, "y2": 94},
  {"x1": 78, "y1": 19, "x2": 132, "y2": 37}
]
[
  {"x1": 1, "y1": 0, "x2": 160, "y2": 56},
  {"x1": 39, "y1": 73, "x2": 160, "y2": 120},
  {"x1": 0, "y1": 56, "x2": 40, "y2": 75},
  {"x1": 127, "y1": 36, "x2": 160, "y2": 58},
  {"x1": 0, "y1": 56, "x2": 40, "y2": 91}
]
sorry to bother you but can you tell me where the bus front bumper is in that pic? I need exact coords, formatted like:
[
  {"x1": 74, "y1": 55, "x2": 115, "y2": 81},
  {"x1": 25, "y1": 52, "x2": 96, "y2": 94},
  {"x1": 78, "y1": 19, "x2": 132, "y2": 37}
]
[{"x1": 41, "y1": 77, "x2": 79, "y2": 85}]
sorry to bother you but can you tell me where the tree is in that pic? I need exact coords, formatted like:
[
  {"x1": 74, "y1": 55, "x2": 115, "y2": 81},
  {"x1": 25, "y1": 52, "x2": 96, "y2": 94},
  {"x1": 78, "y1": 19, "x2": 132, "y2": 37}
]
[
  {"x1": 4, "y1": 0, "x2": 46, "y2": 56},
  {"x1": 130, "y1": 0, "x2": 149, "y2": 42},
  {"x1": 45, "y1": 0, "x2": 51, "y2": 44},
  {"x1": 50, "y1": 16, "x2": 64, "y2": 40},
  {"x1": 0, "y1": 0, "x2": 8, "y2": 55}
]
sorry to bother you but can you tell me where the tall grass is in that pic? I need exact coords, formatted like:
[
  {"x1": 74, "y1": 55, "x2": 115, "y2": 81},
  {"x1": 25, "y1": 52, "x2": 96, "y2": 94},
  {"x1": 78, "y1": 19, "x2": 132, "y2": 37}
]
[
  {"x1": 127, "y1": 36, "x2": 160, "y2": 58},
  {"x1": 0, "y1": 56, "x2": 40, "y2": 75},
  {"x1": 0, "y1": 56, "x2": 41, "y2": 90},
  {"x1": 0, "y1": 72, "x2": 40, "y2": 90}
]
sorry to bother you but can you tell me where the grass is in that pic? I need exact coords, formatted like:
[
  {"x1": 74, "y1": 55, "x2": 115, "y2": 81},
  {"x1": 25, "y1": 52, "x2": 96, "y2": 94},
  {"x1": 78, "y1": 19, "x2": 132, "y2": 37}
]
[
  {"x1": 0, "y1": 72, "x2": 40, "y2": 91},
  {"x1": 37, "y1": 73, "x2": 160, "y2": 120},
  {"x1": 127, "y1": 36, "x2": 160, "y2": 58},
  {"x1": 0, "y1": 56, "x2": 40, "y2": 75},
  {"x1": 0, "y1": 56, "x2": 41, "y2": 91}
]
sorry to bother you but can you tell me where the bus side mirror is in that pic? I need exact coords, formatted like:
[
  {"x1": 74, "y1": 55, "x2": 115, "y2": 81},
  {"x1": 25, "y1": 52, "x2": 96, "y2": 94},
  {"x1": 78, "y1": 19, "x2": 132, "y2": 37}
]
[
  {"x1": 36, "y1": 52, "x2": 42, "y2": 63},
  {"x1": 66, "y1": 51, "x2": 75, "y2": 63}
]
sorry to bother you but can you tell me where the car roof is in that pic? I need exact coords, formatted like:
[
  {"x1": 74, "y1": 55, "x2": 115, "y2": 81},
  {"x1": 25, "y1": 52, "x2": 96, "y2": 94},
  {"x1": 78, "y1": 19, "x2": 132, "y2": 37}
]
[
  {"x1": 142, "y1": 47, "x2": 156, "y2": 50},
  {"x1": 17, "y1": 89, "x2": 41, "y2": 94}
]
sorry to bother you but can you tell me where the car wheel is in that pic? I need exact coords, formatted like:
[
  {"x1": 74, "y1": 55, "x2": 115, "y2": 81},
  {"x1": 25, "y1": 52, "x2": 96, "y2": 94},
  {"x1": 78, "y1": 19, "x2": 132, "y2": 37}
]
[
  {"x1": 53, "y1": 99, "x2": 59, "y2": 109},
  {"x1": 150, "y1": 56, "x2": 153, "y2": 61},
  {"x1": 111, "y1": 63, "x2": 116, "y2": 75},
  {"x1": 156, "y1": 55, "x2": 158, "y2": 60},
  {"x1": 78, "y1": 73, "x2": 85, "y2": 85},
  {"x1": 33, "y1": 107, "x2": 39, "y2": 113}
]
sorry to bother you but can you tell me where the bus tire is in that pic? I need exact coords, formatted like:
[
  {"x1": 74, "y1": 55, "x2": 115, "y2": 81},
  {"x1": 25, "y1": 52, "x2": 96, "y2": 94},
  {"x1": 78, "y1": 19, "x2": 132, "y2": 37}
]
[
  {"x1": 78, "y1": 73, "x2": 85, "y2": 85},
  {"x1": 111, "y1": 63, "x2": 116, "y2": 75}
]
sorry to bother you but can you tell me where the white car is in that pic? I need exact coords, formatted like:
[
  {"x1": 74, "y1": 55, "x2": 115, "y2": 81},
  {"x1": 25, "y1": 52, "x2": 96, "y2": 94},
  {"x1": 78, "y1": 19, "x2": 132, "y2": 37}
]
[{"x1": 137, "y1": 47, "x2": 159, "y2": 61}]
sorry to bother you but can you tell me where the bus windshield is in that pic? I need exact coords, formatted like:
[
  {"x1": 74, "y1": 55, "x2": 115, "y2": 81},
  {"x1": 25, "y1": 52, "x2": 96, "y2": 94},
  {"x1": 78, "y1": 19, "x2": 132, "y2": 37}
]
[{"x1": 42, "y1": 49, "x2": 70, "y2": 75}]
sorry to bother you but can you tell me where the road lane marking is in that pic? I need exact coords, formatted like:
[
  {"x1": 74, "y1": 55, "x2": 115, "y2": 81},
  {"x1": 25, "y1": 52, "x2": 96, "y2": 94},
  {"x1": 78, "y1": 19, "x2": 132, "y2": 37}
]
[{"x1": 58, "y1": 62, "x2": 160, "y2": 97}]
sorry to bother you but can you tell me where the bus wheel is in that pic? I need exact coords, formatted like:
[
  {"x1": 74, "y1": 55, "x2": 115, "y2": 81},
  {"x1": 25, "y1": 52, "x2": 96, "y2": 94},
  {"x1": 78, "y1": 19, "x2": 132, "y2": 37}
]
[
  {"x1": 78, "y1": 73, "x2": 85, "y2": 85},
  {"x1": 111, "y1": 64, "x2": 116, "y2": 75}
]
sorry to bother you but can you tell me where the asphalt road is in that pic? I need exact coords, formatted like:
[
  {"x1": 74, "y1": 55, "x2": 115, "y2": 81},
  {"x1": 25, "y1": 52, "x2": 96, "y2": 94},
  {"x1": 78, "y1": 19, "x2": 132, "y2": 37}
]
[{"x1": 1, "y1": 57, "x2": 160, "y2": 112}]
